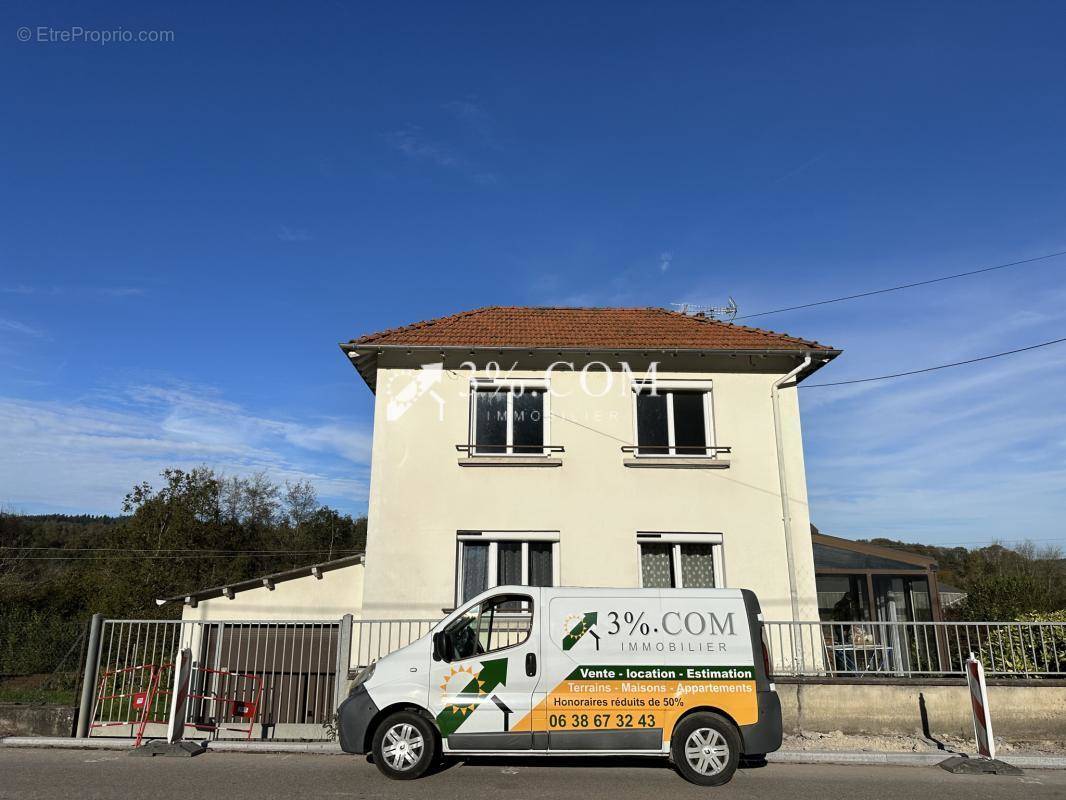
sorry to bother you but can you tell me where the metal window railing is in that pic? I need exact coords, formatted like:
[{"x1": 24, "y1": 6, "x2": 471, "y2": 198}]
[
  {"x1": 764, "y1": 620, "x2": 1066, "y2": 679},
  {"x1": 620, "y1": 445, "x2": 732, "y2": 456},
  {"x1": 456, "y1": 444, "x2": 565, "y2": 456}
]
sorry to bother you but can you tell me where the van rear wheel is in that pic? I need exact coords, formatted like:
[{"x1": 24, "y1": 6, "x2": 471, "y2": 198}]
[
  {"x1": 670, "y1": 712, "x2": 741, "y2": 786},
  {"x1": 371, "y1": 711, "x2": 438, "y2": 780}
]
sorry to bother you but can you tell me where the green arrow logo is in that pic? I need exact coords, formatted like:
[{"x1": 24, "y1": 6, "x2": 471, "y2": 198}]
[
  {"x1": 562, "y1": 612, "x2": 598, "y2": 651},
  {"x1": 435, "y1": 657, "x2": 508, "y2": 737}
]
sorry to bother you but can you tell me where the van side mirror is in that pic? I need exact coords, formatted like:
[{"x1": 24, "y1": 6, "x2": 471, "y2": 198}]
[{"x1": 432, "y1": 630, "x2": 447, "y2": 662}]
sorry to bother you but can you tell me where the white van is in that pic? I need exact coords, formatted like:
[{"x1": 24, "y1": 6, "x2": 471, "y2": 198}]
[{"x1": 338, "y1": 586, "x2": 781, "y2": 785}]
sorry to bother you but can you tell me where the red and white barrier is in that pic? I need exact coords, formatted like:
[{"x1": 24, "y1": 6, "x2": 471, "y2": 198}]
[{"x1": 965, "y1": 653, "x2": 995, "y2": 760}]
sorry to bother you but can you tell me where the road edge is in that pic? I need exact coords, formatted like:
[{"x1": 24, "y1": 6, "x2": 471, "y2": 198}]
[{"x1": 3, "y1": 737, "x2": 1065, "y2": 769}]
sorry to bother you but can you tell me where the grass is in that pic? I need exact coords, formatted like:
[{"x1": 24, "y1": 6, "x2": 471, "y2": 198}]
[
  {"x1": 0, "y1": 686, "x2": 77, "y2": 705},
  {"x1": 0, "y1": 673, "x2": 79, "y2": 706}
]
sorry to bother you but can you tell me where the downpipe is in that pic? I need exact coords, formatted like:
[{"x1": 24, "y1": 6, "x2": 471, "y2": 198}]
[{"x1": 772, "y1": 355, "x2": 811, "y2": 668}]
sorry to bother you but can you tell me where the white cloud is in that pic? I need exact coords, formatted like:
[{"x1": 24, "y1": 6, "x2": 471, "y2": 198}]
[
  {"x1": 443, "y1": 98, "x2": 502, "y2": 150},
  {"x1": 277, "y1": 225, "x2": 313, "y2": 242},
  {"x1": 384, "y1": 120, "x2": 500, "y2": 184},
  {"x1": 658, "y1": 252, "x2": 673, "y2": 273},
  {"x1": 800, "y1": 280, "x2": 1066, "y2": 545},
  {"x1": 0, "y1": 318, "x2": 44, "y2": 337},
  {"x1": 0, "y1": 285, "x2": 144, "y2": 299},
  {"x1": 0, "y1": 383, "x2": 372, "y2": 515},
  {"x1": 385, "y1": 125, "x2": 461, "y2": 168}
]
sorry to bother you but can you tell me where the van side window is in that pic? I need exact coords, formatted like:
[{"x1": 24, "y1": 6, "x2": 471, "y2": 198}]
[{"x1": 442, "y1": 593, "x2": 533, "y2": 661}]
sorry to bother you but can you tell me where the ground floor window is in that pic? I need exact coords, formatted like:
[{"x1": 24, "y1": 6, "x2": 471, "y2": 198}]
[
  {"x1": 637, "y1": 533, "x2": 723, "y2": 588},
  {"x1": 816, "y1": 573, "x2": 934, "y2": 623},
  {"x1": 816, "y1": 574, "x2": 872, "y2": 621},
  {"x1": 456, "y1": 533, "x2": 559, "y2": 604}
]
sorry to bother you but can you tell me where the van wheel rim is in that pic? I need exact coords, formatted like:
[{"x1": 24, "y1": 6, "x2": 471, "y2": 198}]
[
  {"x1": 684, "y1": 728, "x2": 729, "y2": 775},
  {"x1": 382, "y1": 723, "x2": 424, "y2": 770}
]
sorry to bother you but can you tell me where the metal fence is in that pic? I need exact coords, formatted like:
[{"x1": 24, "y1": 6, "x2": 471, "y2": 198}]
[
  {"x1": 351, "y1": 619, "x2": 438, "y2": 668},
  {"x1": 349, "y1": 614, "x2": 535, "y2": 667},
  {"x1": 765, "y1": 620, "x2": 1066, "y2": 678},
  {"x1": 86, "y1": 619, "x2": 345, "y2": 740},
  {"x1": 79, "y1": 615, "x2": 1066, "y2": 741}
]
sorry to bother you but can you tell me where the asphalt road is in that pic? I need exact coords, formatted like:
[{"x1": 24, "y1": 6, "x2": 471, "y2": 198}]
[{"x1": 1, "y1": 748, "x2": 1062, "y2": 800}]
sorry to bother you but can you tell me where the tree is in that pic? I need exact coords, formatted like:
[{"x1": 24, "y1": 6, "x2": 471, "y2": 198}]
[
  {"x1": 220, "y1": 475, "x2": 247, "y2": 524},
  {"x1": 242, "y1": 471, "x2": 280, "y2": 528},
  {"x1": 283, "y1": 479, "x2": 319, "y2": 565},
  {"x1": 284, "y1": 480, "x2": 318, "y2": 528}
]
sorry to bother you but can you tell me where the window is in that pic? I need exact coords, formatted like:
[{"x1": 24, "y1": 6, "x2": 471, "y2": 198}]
[
  {"x1": 816, "y1": 575, "x2": 872, "y2": 622},
  {"x1": 633, "y1": 384, "x2": 714, "y2": 456},
  {"x1": 456, "y1": 533, "x2": 559, "y2": 604},
  {"x1": 471, "y1": 382, "x2": 548, "y2": 455},
  {"x1": 440, "y1": 593, "x2": 534, "y2": 662},
  {"x1": 637, "y1": 534, "x2": 723, "y2": 588}
]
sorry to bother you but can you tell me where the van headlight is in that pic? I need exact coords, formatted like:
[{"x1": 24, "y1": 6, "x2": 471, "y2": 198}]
[{"x1": 348, "y1": 662, "x2": 375, "y2": 695}]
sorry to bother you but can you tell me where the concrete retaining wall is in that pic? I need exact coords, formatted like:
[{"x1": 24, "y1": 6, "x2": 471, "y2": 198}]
[
  {"x1": 776, "y1": 682, "x2": 1066, "y2": 739},
  {"x1": 0, "y1": 705, "x2": 76, "y2": 738}
]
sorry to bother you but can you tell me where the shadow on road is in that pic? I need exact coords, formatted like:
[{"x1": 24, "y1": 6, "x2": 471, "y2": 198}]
[{"x1": 422, "y1": 754, "x2": 770, "y2": 774}]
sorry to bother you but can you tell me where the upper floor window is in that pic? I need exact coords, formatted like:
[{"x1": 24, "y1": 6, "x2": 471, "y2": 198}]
[
  {"x1": 633, "y1": 382, "x2": 715, "y2": 456},
  {"x1": 637, "y1": 533, "x2": 723, "y2": 588},
  {"x1": 457, "y1": 532, "x2": 558, "y2": 604},
  {"x1": 471, "y1": 381, "x2": 549, "y2": 455}
]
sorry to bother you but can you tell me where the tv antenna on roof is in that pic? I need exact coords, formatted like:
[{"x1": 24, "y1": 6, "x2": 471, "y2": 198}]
[{"x1": 670, "y1": 298, "x2": 738, "y2": 322}]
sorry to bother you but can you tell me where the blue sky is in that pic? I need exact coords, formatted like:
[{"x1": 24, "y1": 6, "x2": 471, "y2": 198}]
[{"x1": 1, "y1": 2, "x2": 1064, "y2": 547}]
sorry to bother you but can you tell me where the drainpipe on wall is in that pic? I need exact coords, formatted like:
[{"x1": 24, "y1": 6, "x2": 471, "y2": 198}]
[{"x1": 771, "y1": 355, "x2": 812, "y2": 659}]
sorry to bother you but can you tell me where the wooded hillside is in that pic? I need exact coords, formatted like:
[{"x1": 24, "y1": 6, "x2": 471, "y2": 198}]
[{"x1": 0, "y1": 467, "x2": 366, "y2": 684}]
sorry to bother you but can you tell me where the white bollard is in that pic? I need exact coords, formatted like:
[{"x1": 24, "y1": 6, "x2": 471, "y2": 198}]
[{"x1": 965, "y1": 652, "x2": 995, "y2": 760}]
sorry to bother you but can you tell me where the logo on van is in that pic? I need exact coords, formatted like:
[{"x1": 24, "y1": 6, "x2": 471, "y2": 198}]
[
  {"x1": 561, "y1": 612, "x2": 600, "y2": 651},
  {"x1": 436, "y1": 658, "x2": 509, "y2": 737}
]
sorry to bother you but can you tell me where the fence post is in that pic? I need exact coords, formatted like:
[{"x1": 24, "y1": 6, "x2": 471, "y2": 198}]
[
  {"x1": 334, "y1": 614, "x2": 353, "y2": 713},
  {"x1": 75, "y1": 614, "x2": 104, "y2": 738}
]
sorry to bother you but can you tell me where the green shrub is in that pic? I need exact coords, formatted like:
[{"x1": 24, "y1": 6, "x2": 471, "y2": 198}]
[
  {"x1": 0, "y1": 606, "x2": 85, "y2": 675},
  {"x1": 977, "y1": 611, "x2": 1066, "y2": 675}
]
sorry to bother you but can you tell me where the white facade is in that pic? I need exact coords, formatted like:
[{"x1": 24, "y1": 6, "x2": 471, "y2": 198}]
[{"x1": 358, "y1": 351, "x2": 822, "y2": 624}]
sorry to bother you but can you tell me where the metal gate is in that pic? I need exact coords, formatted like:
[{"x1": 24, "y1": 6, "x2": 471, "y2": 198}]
[{"x1": 83, "y1": 618, "x2": 348, "y2": 741}]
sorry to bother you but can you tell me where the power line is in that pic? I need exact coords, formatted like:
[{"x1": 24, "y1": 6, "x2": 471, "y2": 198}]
[
  {"x1": 854, "y1": 536, "x2": 1066, "y2": 547},
  {"x1": 1, "y1": 558, "x2": 358, "y2": 563},
  {"x1": 0, "y1": 546, "x2": 362, "y2": 555},
  {"x1": 802, "y1": 336, "x2": 1066, "y2": 388},
  {"x1": 736, "y1": 249, "x2": 1066, "y2": 321}
]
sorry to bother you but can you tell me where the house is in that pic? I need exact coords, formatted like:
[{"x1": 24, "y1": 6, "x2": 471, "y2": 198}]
[
  {"x1": 937, "y1": 582, "x2": 968, "y2": 610},
  {"x1": 812, "y1": 533, "x2": 945, "y2": 623},
  {"x1": 339, "y1": 305, "x2": 840, "y2": 622},
  {"x1": 165, "y1": 306, "x2": 842, "y2": 625}
]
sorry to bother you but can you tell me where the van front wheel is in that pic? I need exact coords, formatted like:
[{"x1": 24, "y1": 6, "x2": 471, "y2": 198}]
[
  {"x1": 670, "y1": 712, "x2": 741, "y2": 786},
  {"x1": 371, "y1": 711, "x2": 438, "y2": 780}
]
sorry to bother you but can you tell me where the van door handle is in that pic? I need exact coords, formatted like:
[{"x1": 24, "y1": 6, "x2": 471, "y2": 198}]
[{"x1": 525, "y1": 653, "x2": 537, "y2": 677}]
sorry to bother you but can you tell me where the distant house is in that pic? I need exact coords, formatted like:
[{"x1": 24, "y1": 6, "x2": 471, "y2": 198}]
[
  {"x1": 812, "y1": 532, "x2": 946, "y2": 623},
  {"x1": 937, "y1": 582, "x2": 968, "y2": 610}
]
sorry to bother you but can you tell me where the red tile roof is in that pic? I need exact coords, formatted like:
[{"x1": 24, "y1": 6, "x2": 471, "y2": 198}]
[{"x1": 347, "y1": 306, "x2": 834, "y2": 351}]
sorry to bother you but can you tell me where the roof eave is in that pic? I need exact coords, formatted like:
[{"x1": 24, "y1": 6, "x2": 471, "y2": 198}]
[
  {"x1": 812, "y1": 532, "x2": 938, "y2": 568},
  {"x1": 341, "y1": 342, "x2": 841, "y2": 392},
  {"x1": 156, "y1": 553, "x2": 365, "y2": 607}
]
